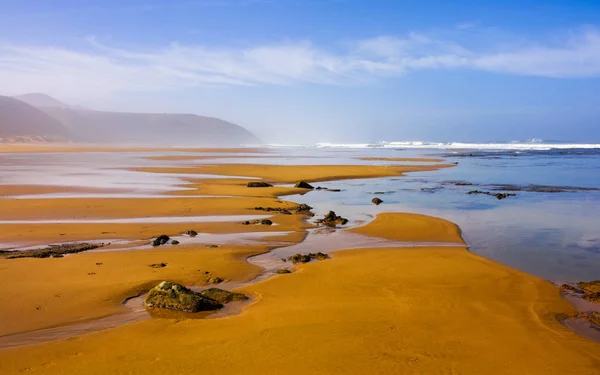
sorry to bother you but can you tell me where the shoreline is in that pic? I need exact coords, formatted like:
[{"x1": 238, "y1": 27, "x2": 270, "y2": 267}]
[{"x1": 0, "y1": 147, "x2": 599, "y2": 374}]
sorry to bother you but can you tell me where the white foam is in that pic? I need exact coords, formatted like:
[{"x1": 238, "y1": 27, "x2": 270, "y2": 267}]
[{"x1": 314, "y1": 141, "x2": 600, "y2": 150}]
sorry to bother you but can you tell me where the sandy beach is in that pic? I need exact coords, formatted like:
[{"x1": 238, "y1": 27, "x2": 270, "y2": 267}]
[{"x1": 0, "y1": 145, "x2": 599, "y2": 374}]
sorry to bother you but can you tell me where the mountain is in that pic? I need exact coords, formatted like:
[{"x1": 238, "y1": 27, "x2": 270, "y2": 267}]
[
  {"x1": 0, "y1": 96, "x2": 72, "y2": 141},
  {"x1": 13, "y1": 93, "x2": 75, "y2": 109},
  {"x1": 11, "y1": 93, "x2": 261, "y2": 145}
]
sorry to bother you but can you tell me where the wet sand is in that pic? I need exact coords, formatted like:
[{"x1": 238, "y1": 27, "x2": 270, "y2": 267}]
[{"x1": 0, "y1": 147, "x2": 599, "y2": 374}]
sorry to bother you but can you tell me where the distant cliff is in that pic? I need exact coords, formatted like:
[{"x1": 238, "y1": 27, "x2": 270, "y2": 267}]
[
  {"x1": 5, "y1": 93, "x2": 261, "y2": 145},
  {"x1": 0, "y1": 95, "x2": 72, "y2": 142}
]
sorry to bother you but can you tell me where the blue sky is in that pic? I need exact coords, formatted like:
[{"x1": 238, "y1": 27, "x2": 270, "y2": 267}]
[{"x1": 1, "y1": 0, "x2": 600, "y2": 143}]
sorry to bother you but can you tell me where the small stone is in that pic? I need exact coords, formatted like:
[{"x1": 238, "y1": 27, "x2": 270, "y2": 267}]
[
  {"x1": 276, "y1": 269, "x2": 292, "y2": 274},
  {"x1": 372, "y1": 197, "x2": 384, "y2": 205},
  {"x1": 184, "y1": 230, "x2": 198, "y2": 237},
  {"x1": 207, "y1": 276, "x2": 224, "y2": 284},
  {"x1": 171, "y1": 240, "x2": 180, "y2": 245},
  {"x1": 150, "y1": 263, "x2": 167, "y2": 268},
  {"x1": 260, "y1": 219, "x2": 273, "y2": 225},
  {"x1": 199, "y1": 288, "x2": 248, "y2": 303},
  {"x1": 205, "y1": 244, "x2": 219, "y2": 248},
  {"x1": 247, "y1": 181, "x2": 273, "y2": 188}
]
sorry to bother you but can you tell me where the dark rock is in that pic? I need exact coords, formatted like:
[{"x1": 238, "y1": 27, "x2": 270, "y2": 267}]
[
  {"x1": 207, "y1": 276, "x2": 224, "y2": 284},
  {"x1": 152, "y1": 235, "x2": 170, "y2": 247},
  {"x1": 199, "y1": 288, "x2": 248, "y2": 304},
  {"x1": 372, "y1": 197, "x2": 384, "y2": 205},
  {"x1": 205, "y1": 244, "x2": 219, "y2": 248},
  {"x1": 144, "y1": 281, "x2": 222, "y2": 312},
  {"x1": 314, "y1": 252, "x2": 330, "y2": 260},
  {"x1": 327, "y1": 189, "x2": 341, "y2": 192},
  {"x1": 289, "y1": 253, "x2": 312, "y2": 264},
  {"x1": 260, "y1": 219, "x2": 273, "y2": 226},
  {"x1": 241, "y1": 221, "x2": 251, "y2": 225},
  {"x1": 3, "y1": 242, "x2": 103, "y2": 259},
  {"x1": 288, "y1": 252, "x2": 330, "y2": 264},
  {"x1": 150, "y1": 263, "x2": 167, "y2": 268},
  {"x1": 254, "y1": 203, "x2": 314, "y2": 216},
  {"x1": 276, "y1": 269, "x2": 292, "y2": 274},
  {"x1": 316, "y1": 210, "x2": 348, "y2": 227},
  {"x1": 184, "y1": 230, "x2": 198, "y2": 237},
  {"x1": 454, "y1": 181, "x2": 473, "y2": 186},
  {"x1": 280, "y1": 210, "x2": 292, "y2": 215},
  {"x1": 561, "y1": 284, "x2": 585, "y2": 294},
  {"x1": 467, "y1": 190, "x2": 516, "y2": 200},
  {"x1": 294, "y1": 181, "x2": 314, "y2": 189},
  {"x1": 373, "y1": 191, "x2": 385, "y2": 194},
  {"x1": 578, "y1": 280, "x2": 600, "y2": 294},
  {"x1": 171, "y1": 240, "x2": 180, "y2": 245},
  {"x1": 247, "y1": 181, "x2": 273, "y2": 188}
]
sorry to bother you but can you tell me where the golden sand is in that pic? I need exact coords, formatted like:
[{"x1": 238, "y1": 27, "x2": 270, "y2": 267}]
[
  {"x1": 134, "y1": 162, "x2": 455, "y2": 183},
  {"x1": 0, "y1": 150, "x2": 598, "y2": 374},
  {"x1": 1, "y1": 213, "x2": 599, "y2": 374}
]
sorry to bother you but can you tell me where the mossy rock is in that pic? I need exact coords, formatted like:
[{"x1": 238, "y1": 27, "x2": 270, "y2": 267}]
[
  {"x1": 144, "y1": 281, "x2": 222, "y2": 313},
  {"x1": 199, "y1": 288, "x2": 248, "y2": 304},
  {"x1": 577, "y1": 280, "x2": 600, "y2": 293}
]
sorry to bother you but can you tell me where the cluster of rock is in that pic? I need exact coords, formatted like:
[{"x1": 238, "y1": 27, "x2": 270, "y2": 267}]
[
  {"x1": 316, "y1": 211, "x2": 348, "y2": 227},
  {"x1": 241, "y1": 219, "x2": 273, "y2": 226},
  {"x1": 562, "y1": 280, "x2": 600, "y2": 303},
  {"x1": 144, "y1": 281, "x2": 248, "y2": 313},
  {"x1": 1, "y1": 242, "x2": 104, "y2": 259},
  {"x1": 286, "y1": 252, "x2": 330, "y2": 264},
  {"x1": 316, "y1": 187, "x2": 341, "y2": 192},
  {"x1": 467, "y1": 190, "x2": 516, "y2": 200},
  {"x1": 247, "y1": 181, "x2": 272, "y2": 188},
  {"x1": 254, "y1": 203, "x2": 314, "y2": 216}
]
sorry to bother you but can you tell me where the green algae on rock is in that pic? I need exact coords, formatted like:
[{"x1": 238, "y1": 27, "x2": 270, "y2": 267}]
[
  {"x1": 199, "y1": 288, "x2": 249, "y2": 304},
  {"x1": 145, "y1": 281, "x2": 222, "y2": 313}
]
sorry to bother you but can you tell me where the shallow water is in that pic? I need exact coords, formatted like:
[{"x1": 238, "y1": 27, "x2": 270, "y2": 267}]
[{"x1": 0, "y1": 215, "x2": 271, "y2": 225}]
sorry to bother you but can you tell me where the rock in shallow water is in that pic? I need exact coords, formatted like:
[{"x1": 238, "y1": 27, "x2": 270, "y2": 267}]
[
  {"x1": 152, "y1": 235, "x2": 170, "y2": 246},
  {"x1": 294, "y1": 181, "x2": 314, "y2": 189},
  {"x1": 372, "y1": 197, "x2": 383, "y2": 205},
  {"x1": 144, "y1": 281, "x2": 223, "y2": 312}
]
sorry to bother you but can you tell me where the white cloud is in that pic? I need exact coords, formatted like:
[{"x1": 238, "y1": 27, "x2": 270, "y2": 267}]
[{"x1": 1, "y1": 27, "x2": 600, "y2": 98}]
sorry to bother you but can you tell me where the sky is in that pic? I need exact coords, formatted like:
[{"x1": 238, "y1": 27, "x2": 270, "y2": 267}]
[{"x1": 1, "y1": 0, "x2": 600, "y2": 144}]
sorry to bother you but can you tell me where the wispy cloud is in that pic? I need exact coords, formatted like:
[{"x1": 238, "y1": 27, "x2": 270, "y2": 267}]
[{"x1": 1, "y1": 27, "x2": 600, "y2": 98}]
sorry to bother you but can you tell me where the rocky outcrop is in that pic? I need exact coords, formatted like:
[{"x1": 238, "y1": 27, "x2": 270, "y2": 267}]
[
  {"x1": 2, "y1": 242, "x2": 104, "y2": 259},
  {"x1": 247, "y1": 182, "x2": 273, "y2": 188},
  {"x1": 294, "y1": 181, "x2": 314, "y2": 189},
  {"x1": 467, "y1": 190, "x2": 516, "y2": 200},
  {"x1": 144, "y1": 281, "x2": 223, "y2": 312},
  {"x1": 561, "y1": 281, "x2": 600, "y2": 303},
  {"x1": 254, "y1": 204, "x2": 314, "y2": 216},
  {"x1": 288, "y1": 252, "x2": 330, "y2": 264},
  {"x1": 316, "y1": 211, "x2": 348, "y2": 227},
  {"x1": 199, "y1": 288, "x2": 248, "y2": 304},
  {"x1": 372, "y1": 197, "x2": 383, "y2": 205},
  {"x1": 152, "y1": 235, "x2": 170, "y2": 246}
]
